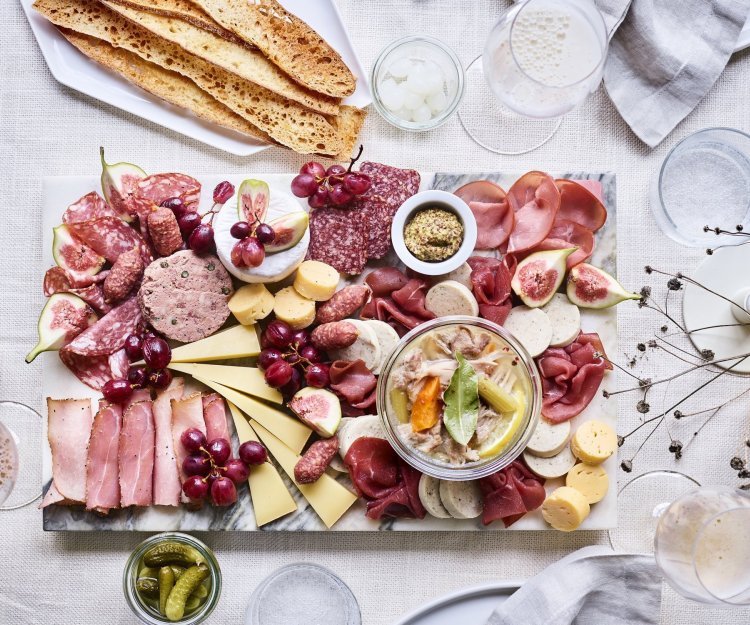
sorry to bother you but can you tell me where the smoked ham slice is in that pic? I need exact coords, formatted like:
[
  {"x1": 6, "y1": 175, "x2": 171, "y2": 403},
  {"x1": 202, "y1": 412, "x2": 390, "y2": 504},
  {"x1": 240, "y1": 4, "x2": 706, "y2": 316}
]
[
  {"x1": 479, "y1": 460, "x2": 546, "y2": 527},
  {"x1": 533, "y1": 220, "x2": 595, "y2": 269},
  {"x1": 152, "y1": 377, "x2": 184, "y2": 507},
  {"x1": 202, "y1": 393, "x2": 229, "y2": 442},
  {"x1": 555, "y1": 179, "x2": 607, "y2": 232},
  {"x1": 329, "y1": 359, "x2": 377, "y2": 414},
  {"x1": 119, "y1": 389, "x2": 155, "y2": 507},
  {"x1": 454, "y1": 180, "x2": 514, "y2": 250},
  {"x1": 507, "y1": 171, "x2": 560, "y2": 253},
  {"x1": 85, "y1": 400, "x2": 122, "y2": 513},
  {"x1": 171, "y1": 392, "x2": 206, "y2": 499}
]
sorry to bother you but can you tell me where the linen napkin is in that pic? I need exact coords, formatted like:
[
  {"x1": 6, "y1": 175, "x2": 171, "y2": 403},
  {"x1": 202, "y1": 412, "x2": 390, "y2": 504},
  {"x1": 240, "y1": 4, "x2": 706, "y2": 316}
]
[
  {"x1": 604, "y1": 0, "x2": 748, "y2": 147},
  {"x1": 486, "y1": 546, "x2": 661, "y2": 625}
]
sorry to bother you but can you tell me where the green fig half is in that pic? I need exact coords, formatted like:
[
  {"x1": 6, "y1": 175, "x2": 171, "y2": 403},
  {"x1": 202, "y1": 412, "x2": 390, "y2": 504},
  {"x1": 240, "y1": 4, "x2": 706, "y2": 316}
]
[
  {"x1": 566, "y1": 263, "x2": 641, "y2": 309},
  {"x1": 511, "y1": 248, "x2": 577, "y2": 308},
  {"x1": 26, "y1": 294, "x2": 98, "y2": 363},
  {"x1": 237, "y1": 179, "x2": 269, "y2": 224},
  {"x1": 265, "y1": 211, "x2": 309, "y2": 253},
  {"x1": 100, "y1": 147, "x2": 146, "y2": 222},
  {"x1": 52, "y1": 224, "x2": 105, "y2": 280}
]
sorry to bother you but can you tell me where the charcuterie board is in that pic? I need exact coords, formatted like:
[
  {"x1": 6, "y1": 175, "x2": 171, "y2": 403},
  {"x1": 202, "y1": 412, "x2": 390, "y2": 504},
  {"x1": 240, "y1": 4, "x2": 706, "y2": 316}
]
[{"x1": 39, "y1": 169, "x2": 617, "y2": 531}]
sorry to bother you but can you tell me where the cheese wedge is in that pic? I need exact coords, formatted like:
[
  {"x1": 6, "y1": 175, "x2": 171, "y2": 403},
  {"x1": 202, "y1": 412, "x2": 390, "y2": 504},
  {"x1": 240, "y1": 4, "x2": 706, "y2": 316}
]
[
  {"x1": 566, "y1": 463, "x2": 609, "y2": 504},
  {"x1": 541, "y1": 486, "x2": 590, "y2": 532},
  {"x1": 168, "y1": 363, "x2": 282, "y2": 404},
  {"x1": 571, "y1": 420, "x2": 617, "y2": 465},
  {"x1": 169, "y1": 324, "x2": 260, "y2": 363},
  {"x1": 248, "y1": 420, "x2": 359, "y2": 528},
  {"x1": 192, "y1": 376, "x2": 311, "y2": 453},
  {"x1": 293, "y1": 260, "x2": 339, "y2": 301},
  {"x1": 227, "y1": 402, "x2": 297, "y2": 526},
  {"x1": 273, "y1": 286, "x2": 316, "y2": 329},
  {"x1": 228, "y1": 283, "x2": 275, "y2": 325}
]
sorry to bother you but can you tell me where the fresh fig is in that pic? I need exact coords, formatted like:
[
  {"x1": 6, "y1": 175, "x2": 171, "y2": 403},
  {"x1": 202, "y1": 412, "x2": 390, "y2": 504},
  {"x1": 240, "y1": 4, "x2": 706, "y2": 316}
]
[
  {"x1": 52, "y1": 224, "x2": 105, "y2": 281},
  {"x1": 238, "y1": 179, "x2": 270, "y2": 224},
  {"x1": 99, "y1": 147, "x2": 146, "y2": 222},
  {"x1": 288, "y1": 387, "x2": 341, "y2": 438},
  {"x1": 265, "y1": 211, "x2": 309, "y2": 253},
  {"x1": 26, "y1": 293, "x2": 98, "y2": 363},
  {"x1": 566, "y1": 263, "x2": 640, "y2": 308},
  {"x1": 511, "y1": 248, "x2": 577, "y2": 307}
]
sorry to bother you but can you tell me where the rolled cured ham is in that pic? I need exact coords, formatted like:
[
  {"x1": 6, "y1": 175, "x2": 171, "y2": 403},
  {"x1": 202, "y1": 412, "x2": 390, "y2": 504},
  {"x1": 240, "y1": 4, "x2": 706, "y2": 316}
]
[
  {"x1": 202, "y1": 393, "x2": 230, "y2": 443},
  {"x1": 119, "y1": 390, "x2": 155, "y2": 507},
  {"x1": 152, "y1": 377, "x2": 184, "y2": 507},
  {"x1": 85, "y1": 400, "x2": 122, "y2": 513},
  {"x1": 468, "y1": 255, "x2": 516, "y2": 326},
  {"x1": 507, "y1": 171, "x2": 560, "y2": 253},
  {"x1": 360, "y1": 269, "x2": 434, "y2": 336},
  {"x1": 479, "y1": 460, "x2": 546, "y2": 527},
  {"x1": 329, "y1": 359, "x2": 377, "y2": 414}
]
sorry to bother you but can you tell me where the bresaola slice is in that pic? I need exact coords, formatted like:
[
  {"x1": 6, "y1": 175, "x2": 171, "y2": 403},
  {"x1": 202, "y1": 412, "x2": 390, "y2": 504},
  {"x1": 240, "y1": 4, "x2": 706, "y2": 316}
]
[
  {"x1": 479, "y1": 460, "x2": 546, "y2": 527},
  {"x1": 468, "y1": 255, "x2": 516, "y2": 326},
  {"x1": 360, "y1": 269, "x2": 434, "y2": 335},
  {"x1": 507, "y1": 171, "x2": 560, "y2": 253},
  {"x1": 454, "y1": 180, "x2": 514, "y2": 250},
  {"x1": 329, "y1": 359, "x2": 377, "y2": 411}
]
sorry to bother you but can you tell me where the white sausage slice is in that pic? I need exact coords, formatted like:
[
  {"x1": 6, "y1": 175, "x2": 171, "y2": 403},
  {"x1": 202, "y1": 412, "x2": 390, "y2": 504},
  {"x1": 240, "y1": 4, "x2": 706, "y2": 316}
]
[
  {"x1": 329, "y1": 319, "x2": 382, "y2": 373},
  {"x1": 439, "y1": 480, "x2": 483, "y2": 519},
  {"x1": 337, "y1": 414, "x2": 386, "y2": 459},
  {"x1": 525, "y1": 418, "x2": 571, "y2": 458},
  {"x1": 425, "y1": 280, "x2": 479, "y2": 317},
  {"x1": 542, "y1": 293, "x2": 581, "y2": 347},
  {"x1": 418, "y1": 474, "x2": 452, "y2": 518},
  {"x1": 435, "y1": 262, "x2": 473, "y2": 290},
  {"x1": 523, "y1": 446, "x2": 577, "y2": 479},
  {"x1": 364, "y1": 319, "x2": 401, "y2": 375},
  {"x1": 503, "y1": 306, "x2": 553, "y2": 357}
]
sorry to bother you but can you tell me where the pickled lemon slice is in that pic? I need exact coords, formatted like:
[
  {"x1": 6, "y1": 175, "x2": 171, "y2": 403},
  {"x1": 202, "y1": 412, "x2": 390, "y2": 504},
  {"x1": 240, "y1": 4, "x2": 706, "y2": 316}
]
[{"x1": 476, "y1": 391, "x2": 527, "y2": 459}]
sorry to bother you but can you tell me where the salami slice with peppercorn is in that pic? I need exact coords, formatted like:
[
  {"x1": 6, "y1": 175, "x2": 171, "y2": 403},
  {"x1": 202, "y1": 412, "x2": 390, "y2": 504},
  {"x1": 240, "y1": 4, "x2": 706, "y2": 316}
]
[
  {"x1": 128, "y1": 173, "x2": 202, "y2": 227},
  {"x1": 62, "y1": 191, "x2": 119, "y2": 224},
  {"x1": 307, "y1": 207, "x2": 369, "y2": 275},
  {"x1": 66, "y1": 216, "x2": 153, "y2": 266}
]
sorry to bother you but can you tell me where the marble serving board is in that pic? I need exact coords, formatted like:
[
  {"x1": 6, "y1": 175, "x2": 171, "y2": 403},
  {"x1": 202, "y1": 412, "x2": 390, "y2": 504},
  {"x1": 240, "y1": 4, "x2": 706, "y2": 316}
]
[{"x1": 41, "y1": 170, "x2": 617, "y2": 531}]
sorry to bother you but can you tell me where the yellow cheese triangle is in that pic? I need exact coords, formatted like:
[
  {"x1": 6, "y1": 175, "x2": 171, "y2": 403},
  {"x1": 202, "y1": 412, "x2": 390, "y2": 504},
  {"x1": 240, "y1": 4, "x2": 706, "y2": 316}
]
[
  {"x1": 169, "y1": 324, "x2": 260, "y2": 363},
  {"x1": 227, "y1": 402, "x2": 297, "y2": 526},
  {"x1": 248, "y1": 419, "x2": 358, "y2": 529},
  {"x1": 192, "y1": 376, "x2": 311, "y2": 454},
  {"x1": 169, "y1": 362, "x2": 282, "y2": 404}
]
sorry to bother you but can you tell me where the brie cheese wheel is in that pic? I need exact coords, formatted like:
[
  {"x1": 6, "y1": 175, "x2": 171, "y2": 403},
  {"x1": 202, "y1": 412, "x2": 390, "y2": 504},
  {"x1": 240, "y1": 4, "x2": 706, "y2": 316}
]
[
  {"x1": 523, "y1": 445, "x2": 577, "y2": 479},
  {"x1": 570, "y1": 420, "x2": 617, "y2": 465},
  {"x1": 418, "y1": 474, "x2": 452, "y2": 519},
  {"x1": 566, "y1": 463, "x2": 609, "y2": 504},
  {"x1": 439, "y1": 480, "x2": 483, "y2": 519},
  {"x1": 215, "y1": 187, "x2": 309, "y2": 283},
  {"x1": 503, "y1": 306, "x2": 553, "y2": 357},
  {"x1": 541, "y1": 486, "x2": 591, "y2": 532},
  {"x1": 525, "y1": 418, "x2": 571, "y2": 458},
  {"x1": 425, "y1": 280, "x2": 479, "y2": 317},
  {"x1": 542, "y1": 294, "x2": 581, "y2": 347}
]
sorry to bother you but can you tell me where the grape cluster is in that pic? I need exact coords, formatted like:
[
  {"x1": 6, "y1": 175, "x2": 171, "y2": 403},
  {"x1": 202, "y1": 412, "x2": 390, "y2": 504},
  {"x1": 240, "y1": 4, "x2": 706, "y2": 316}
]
[
  {"x1": 179, "y1": 428, "x2": 268, "y2": 506},
  {"x1": 229, "y1": 219, "x2": 275, "y2": 269},
  {"x1": 259, "y1": 319, "x2": 330, "y2": 395},
  {"x1": 290, "y1": 146, "x2": 372, "y2": 209},
  {"x1": 102, "y1": 333, "x2": 173, "y2": 404}
]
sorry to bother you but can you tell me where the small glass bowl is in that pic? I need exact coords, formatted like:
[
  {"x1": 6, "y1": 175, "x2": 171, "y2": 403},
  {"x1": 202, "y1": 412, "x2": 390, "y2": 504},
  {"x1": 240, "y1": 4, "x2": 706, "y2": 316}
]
[
  {"x1": 124, "y1": 532, "x2": 222, "y2": 625},
  {"x1": 376, "y1": 316, "x2": 542, "y2": 481},
  {"x1": 371, "y1": 35, "x2": 465, "y2": 131}
]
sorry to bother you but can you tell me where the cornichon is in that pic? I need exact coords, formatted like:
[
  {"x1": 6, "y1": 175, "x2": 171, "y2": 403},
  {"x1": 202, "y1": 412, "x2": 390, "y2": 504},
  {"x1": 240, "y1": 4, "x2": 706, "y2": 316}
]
[
  {"x1": 478, "y1": 376, "x2": 518, "y2": 414},
  {"x1": 165, "y1": 564, "x2": 210, "y2": 622},
  {"x1": 169, "y1": 565, "x2": 186, "y2": 579},
  {"x1": 143, "y1": 542, "x2": 205, "y2": 567},
  {"x1": 136, "y1": 578, "x2": 160, "y2": 599},
  {"x1": 138, "y1": 566, "x2": 158, "y2": 580},
  {"x1": 184, "y1": 596, "x2": 201, "y2": 612},
  {"x1": 190, "y1": 579, "x2": 209, "y2": 600},
  {"x1": 159, "y1": 566, "x2": 175, "y2": 616},
  {"x1": 390, "y1": 388, "x2": 410, "y2": 424}
]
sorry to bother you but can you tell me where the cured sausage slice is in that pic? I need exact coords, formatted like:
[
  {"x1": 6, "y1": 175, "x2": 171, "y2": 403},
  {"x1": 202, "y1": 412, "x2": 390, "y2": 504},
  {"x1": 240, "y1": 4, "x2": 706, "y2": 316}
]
[
  {"x1": 534, "y1": 220, "x2": 595, "y2": 269},
  {"x1": 62, "y1": 191, "x2": 118, "y2": 224},
  {"x1": 128, "y1": 173, "x2": 202, "y2": 226},
  {"x1": 454, "y1": 180, "x2": 514, "y2": 250},
  {"x1": 44, "y1": 267, "x2": 112, "y2": 315},
  {"x1": 307, "y1": 207, "x2": 368, "y2": 275},
  {"x1": 507, "y1": 171, "x2": 560, "y2": 253},
  {"x1": 67, "y1": 216, "x2": 153, "y2": 265},
  {"x1": 555, "y1": 179, "x2": 607, "y2": 232}
]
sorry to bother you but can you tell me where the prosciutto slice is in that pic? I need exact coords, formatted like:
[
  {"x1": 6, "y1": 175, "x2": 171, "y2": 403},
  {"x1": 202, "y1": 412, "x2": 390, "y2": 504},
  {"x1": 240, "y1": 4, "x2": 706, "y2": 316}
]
[
  {"x1": 43, "y1": 398, "x2": 94, "y2": 507},
  {"x1": 507, "y1": 171, "x2": 560, "y2": 253},
  {"x1": 171, "y1": 393, "x2": 206, "y2": 498},
  {"x1": 468, "y1": 255, "x2": 516, "y2": 325},
  {"x1": 360, "y1": 270, "x2": 434, "y2": 335},
  {"x1": 152, "y1": 377, "x2": 184, "y2": 507},
  {"x1": 537, "y1": 333, "x2": 608, "y2": 422},
  {"x1": 479, "y1": 460, "x2": 546, "y2": 527},
  {"x1": 85, "y1": 400, "x2": 122, "y2": 513},
  {"x1": 119, "y1": 390, "x2": 155, "y2": 507},
  {"x1": 202, "y1": 393, "x2": 230, "y2": 443},
  {"x1": 329, "y1": 359, "x2": 377, "y2": 412},
  {"x1": 555, "y1": 179, "x2": 607, "y2": 232},
  {"x1": 454, "y1": 180, "x2": 514, "y2": 250},
  {"x1": 534, "y1": 220, "x2": 595, "y2": 269}
]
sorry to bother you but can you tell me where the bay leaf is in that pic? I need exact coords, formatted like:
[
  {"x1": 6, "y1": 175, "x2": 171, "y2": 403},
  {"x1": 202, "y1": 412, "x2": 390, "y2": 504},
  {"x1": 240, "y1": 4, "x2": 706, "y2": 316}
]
[{"x1": 443, "y1": 353, "x2": 479, "y2": 446}]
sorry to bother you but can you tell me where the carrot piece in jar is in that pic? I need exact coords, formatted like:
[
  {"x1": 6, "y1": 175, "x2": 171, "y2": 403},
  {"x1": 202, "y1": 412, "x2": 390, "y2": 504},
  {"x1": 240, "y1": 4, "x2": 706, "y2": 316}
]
[{"x1": 411, "y1": 376, "x2": 443, "y2": 432}]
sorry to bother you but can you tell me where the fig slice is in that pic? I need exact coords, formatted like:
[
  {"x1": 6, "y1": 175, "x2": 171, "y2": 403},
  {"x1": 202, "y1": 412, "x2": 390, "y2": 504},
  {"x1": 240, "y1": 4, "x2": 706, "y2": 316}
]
[
  {"x1": 566, "y1": 263, "x2": 641, "y2": 309},
  {"x1": 26, "y1": 293, "x2": 98, "y2": 363},
  {"x1": 265, "y1": 211, "x2": 309, "y2": 253},
  {"x1": 511, "y1": 248, "x2": 577, "y2": 308},
  {"x1": 99, "y1": 147, "x2": 146, "y2": 223},
  {"x1": 288, "y1": 387, "x2": 341, "y2": 438},
  {"x1": 52, "y1": 224, "x2": 105, "y2": 281},
  {"x1": 237, "y1": 179, "x2": 270, "y2": 224}
]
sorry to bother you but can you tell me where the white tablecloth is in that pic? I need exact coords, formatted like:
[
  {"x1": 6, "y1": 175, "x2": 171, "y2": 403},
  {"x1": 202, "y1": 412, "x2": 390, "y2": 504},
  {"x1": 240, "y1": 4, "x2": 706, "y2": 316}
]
[{"x1": 2, "y1": 1, "x2": 750, "y2": 623}]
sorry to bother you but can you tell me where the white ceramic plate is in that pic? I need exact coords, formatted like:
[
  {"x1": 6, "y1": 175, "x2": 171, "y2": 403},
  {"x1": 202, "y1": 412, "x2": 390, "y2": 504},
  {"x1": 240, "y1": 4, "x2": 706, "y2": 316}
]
[
  {"x1": 738, "y1": 17, "x2": 750, "y2": 51},
  {"x1": 20, "y1": 0, "x2": 372, "y2": 156}
]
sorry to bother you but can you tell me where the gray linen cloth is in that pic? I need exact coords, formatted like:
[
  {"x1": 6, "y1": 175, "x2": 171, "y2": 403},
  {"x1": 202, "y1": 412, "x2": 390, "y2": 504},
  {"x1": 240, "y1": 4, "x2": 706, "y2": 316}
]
[
  {"x1": 604, "y1": 0, "x2": 748, "y2": 147},
  {"x1": 486, "y1": 546, "x2": 661, "y2": 625}
]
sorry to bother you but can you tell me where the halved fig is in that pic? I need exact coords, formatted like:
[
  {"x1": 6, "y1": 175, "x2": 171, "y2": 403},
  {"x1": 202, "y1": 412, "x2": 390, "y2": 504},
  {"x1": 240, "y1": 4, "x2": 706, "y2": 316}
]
[
  {"x1": 52, "y1": 224, "x2": 105, "y2": 281},
  {"x1": 288, "y1": 387, "x2": 341, "y2": 438},
  {"x1": 265, "y1": 211, "x2": 309, "y2": 253},
  {"x1": 238, "y1": 179, "x2": 269, "y2": 224},
  {"x1": 566, "y1": 264, "x2": 640, "y2": 309},
  {"x1": 511, "y1": 248, "x2": 576, "y2": 308},
  {"x1": 100, "y1": 147, "x2": 146, "y2": 222},
  {"x1": 26, "y1": 293, "x2": 98, "y2": 363}
]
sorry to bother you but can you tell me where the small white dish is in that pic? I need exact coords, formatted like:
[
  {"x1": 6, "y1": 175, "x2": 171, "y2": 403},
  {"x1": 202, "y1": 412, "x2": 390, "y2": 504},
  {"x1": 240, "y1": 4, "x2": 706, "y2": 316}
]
[{"x1": 390, "y1": 190, "x2": 477, "y2": 276}]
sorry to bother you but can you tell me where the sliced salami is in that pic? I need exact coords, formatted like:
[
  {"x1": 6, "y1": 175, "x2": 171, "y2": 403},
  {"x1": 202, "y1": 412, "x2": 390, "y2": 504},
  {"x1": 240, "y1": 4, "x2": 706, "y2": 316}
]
[
  {"x1": 62, "y1": 191, "x2": 118, "y2": 224},
  {"x1": 67, "y1": 216, "x2": 153, "y2": 265},
  {"x1": 61, "y1": 297, "x2": 141, "y2": 358},
  {"x1": 59, "y1": 349, "x2": 129, "y2": 391},
  {"x1": 307, "y1": 207, "x2": 369, "y2": 275},
  {"x1": 128, "y1": 173, "x2": 202, "y2": 226},
  {"x1": 44, "y1": 267, "x2": 112, "y2": 314}
]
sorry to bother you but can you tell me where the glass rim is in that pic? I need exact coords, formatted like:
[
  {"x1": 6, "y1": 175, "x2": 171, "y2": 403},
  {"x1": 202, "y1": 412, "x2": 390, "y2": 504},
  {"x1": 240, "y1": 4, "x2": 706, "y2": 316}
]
[
  {"x1": 376, "y1": 315, "x2": 543, "y2": 481},
  {"x1": 0, "y1": 400, "x2": 43, "y2": 511},
  {"x1": 506, "y1": 0, "x2": 609, "y2": 90}
]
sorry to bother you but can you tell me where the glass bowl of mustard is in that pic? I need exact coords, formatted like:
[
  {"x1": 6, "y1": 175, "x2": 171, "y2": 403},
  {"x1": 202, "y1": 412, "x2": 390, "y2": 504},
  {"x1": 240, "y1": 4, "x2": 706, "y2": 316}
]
[{"x1": 390, "y1": 190, "x2": 477, "y2": 275}]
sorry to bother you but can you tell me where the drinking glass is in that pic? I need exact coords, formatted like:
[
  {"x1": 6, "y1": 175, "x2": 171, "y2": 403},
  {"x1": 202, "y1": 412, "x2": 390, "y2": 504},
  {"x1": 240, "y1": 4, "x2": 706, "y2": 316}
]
[
  {"x1": 458, "y1": 0, "x2": 608, "y2": 154},
  {"x1": 0, "y1": 401, "x2": 42, "y2": 510}
]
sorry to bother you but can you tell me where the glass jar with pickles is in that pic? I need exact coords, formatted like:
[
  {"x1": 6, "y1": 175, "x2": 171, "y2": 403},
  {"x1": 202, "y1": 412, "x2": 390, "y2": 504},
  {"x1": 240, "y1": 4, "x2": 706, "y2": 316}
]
[{"x1": 124, "y1": 533, "x2": 221, "y2": 624}]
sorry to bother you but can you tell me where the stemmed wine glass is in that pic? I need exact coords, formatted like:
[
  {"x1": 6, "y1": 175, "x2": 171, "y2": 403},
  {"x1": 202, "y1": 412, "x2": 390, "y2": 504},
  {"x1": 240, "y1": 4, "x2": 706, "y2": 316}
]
[
  {"x1": 458, "y1": 0, "x2": 608, "y2": 154},
  {"x1": 0, "y1": 401, "x2": 42, "y2": 510}
]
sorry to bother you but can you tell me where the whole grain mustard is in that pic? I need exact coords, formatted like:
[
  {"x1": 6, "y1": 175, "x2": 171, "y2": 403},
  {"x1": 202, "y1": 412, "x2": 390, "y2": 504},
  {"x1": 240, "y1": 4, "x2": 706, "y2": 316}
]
[{"x1": 403, "y1": 207, "x2": 463, "y2": 262}]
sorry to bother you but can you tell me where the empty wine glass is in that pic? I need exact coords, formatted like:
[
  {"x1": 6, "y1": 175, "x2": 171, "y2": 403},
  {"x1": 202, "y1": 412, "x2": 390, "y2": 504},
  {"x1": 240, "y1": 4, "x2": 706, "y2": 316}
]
[
  {"x1": 459, "y1": 0, "x2": 608, "y2": 154},
  {"x1": 0, "y1": 401, "x2": 42, "y2": 510}
]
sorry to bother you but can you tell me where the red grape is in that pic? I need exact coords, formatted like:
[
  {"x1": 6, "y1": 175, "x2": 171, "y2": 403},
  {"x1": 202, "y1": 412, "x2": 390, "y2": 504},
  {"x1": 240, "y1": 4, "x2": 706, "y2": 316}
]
[
  {"x1": 285, "y1": 351, "x2": 302, "y2": 366},
  {"x1": 210, "y1": 476, "x2": 237, "y2": 506},
  {"x1": 222, "y1": 458, "x2": 250, "y2": 484},
  {"x1": 124, "y1": 333, "x2": 143, "y2": 360},
  {"x1": 230, "y1": 241, "x2": 246, "y2": 268},
  {"x1": 290, "y1": 329, "x2": 311, "y2": 347},
  {"x1": 207, "y1": 438, "x2": 231, "y2": 466},
  {"x1": 102, "y1": 379, "x2": 133, "y2": 404},
  {"x1": 300, "y1": 161, "x2": 326, "y2": 178},
  {"x1": 326, "y1": 164, "x2": 346, "y2": 183},
  {"x1": 264, "y1": 360, "x2": 293, "y2": 388},
  {"x1": 178, "y1": 212, "x2": 201, "y2": 237},
  {"x1": 240, "y1": 237, "x2": 265, "y2": 267},
  {"x1": 280, "y1": 367, "x2": 303, "y2": 396},
  {"x1": 343, "y1": 172, "x2": 372, "y2": 195},
  {"x1": 142, "y1": 336, "x2": 171, "y2": 370},
  {"x1": 149, "y1": 368, "x2": 172, "y2": 390},
  {"x1": 160, "y1": 197, "x2": 187, "y2": 217},
  {"x1": 308, "y1": 186, "x2": 330, "y2": 209},
  {"x1": 183, "y1": 453, "x2": 212, "y2": 477},
  {"x1": 230, "y1": 221, "x2": 251, "y2": 239},
  {"x1": 180, "y1": 428, "x2": 207, "y2": 453},
  {"x1": 189, "y1": 223, "x2": 215, "y2": 254},
  {"x1": 213, "y1": 180, "x2": 235, "y2": 204},
  {"x1": 264, "y1": 320, "x2": 293, "y2": 348},
  {"x1": 305, "y1": 363, "x2": 330, "y2": 388},
  {"x1": 239, "y1": 441, "x2": 268, "y2": 466},
  {"x1": 255, "y1": 223, "x2": 275, "y2": 244},
  {"x1": 182, "y1": 475, "x2": 209, "y2": 501},
  {"x1": 258, "y1": 348, "x2": 283, "y2": 371},
  {"x1": 329, "y1": 184, "x2": 354, "y2": 207},
  {"x1": 291, "y1": 173, "x2": 319, "y2": 198},
  {"x1": 127, "y1": 365, "x2": 148, "y2": 388},
  {"x1": 299, "y1": 344, "x2": 323, "y2": 363}
]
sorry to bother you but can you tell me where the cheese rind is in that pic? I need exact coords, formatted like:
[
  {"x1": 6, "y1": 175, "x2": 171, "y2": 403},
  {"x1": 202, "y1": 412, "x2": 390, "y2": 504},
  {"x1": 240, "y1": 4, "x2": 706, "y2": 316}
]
[
  {"x1": 168, "y1": 362, "x2": 282, "y2": 404},
  {"x1": 228, "y1": 283, "x2": 275, "y2": 325},
  {"x1": 570, "y1": 420, "x2": 617, "y2": 465},
  {"x1": 523, "y1": 445, "x2": 577, "y2": 479},
  {"x1": 566, "y1": 463, "x2": 609, "y2": 504},
  {"x1": 169, "y1": 324, "x2": 260, "y2": 363},
  {"x1": 293, "y1": 260, "x2": 339, "y2": 301},
  {"x1": 541, "y1": 486, "x2": 591, "y2": 531},
  {"x1": 227, "y1": 402, "x2": 297, "y2": 526},
  {"x1": 525, "y1": 418, "x2": 571, "y2": 458},
  {"x1": 273, "y1": 286, "x2": 316, "y2": 329}
]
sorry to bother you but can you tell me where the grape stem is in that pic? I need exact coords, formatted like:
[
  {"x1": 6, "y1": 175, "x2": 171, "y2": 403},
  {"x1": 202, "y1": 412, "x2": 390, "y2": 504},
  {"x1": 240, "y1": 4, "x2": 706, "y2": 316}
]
[{"x1": 346, "y1": 144, "x2": 365, "y2": 173}]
